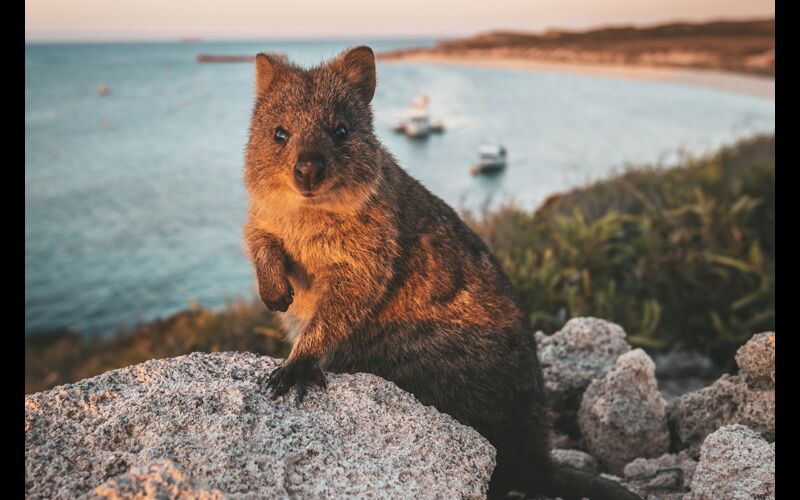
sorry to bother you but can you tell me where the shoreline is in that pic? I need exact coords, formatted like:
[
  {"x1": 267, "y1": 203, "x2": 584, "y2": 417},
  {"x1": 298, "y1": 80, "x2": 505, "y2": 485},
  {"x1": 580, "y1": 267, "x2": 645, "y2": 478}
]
[{"x1": 378, "y1": 54, "x2": 775, "y2": 100}]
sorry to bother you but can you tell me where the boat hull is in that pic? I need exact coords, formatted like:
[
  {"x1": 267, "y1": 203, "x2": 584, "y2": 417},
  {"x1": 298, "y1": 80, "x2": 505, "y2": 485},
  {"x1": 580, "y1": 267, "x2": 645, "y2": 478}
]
[{"x1": 470, "y1": 162, "x2": 506, "y2": 175}]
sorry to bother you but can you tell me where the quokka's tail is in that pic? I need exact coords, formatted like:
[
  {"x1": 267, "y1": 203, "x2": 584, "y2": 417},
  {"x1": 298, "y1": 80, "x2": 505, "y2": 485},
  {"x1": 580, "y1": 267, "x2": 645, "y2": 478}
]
[{"x1": 544, "y1": 465, "x2": 643, "y2": 500}]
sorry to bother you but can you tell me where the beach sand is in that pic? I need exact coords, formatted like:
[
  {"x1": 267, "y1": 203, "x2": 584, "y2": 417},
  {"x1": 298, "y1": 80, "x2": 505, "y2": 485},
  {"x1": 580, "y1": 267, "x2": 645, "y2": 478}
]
[{"x1": 378, "y1": 54, "x2": 774, "y2": 100}]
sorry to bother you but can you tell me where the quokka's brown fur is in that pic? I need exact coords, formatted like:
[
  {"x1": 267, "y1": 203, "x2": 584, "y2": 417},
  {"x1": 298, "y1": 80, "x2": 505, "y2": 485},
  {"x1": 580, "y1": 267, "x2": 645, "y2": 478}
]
[{"x1": 243, "y1": 46, "x2": 640, "y2": 500}]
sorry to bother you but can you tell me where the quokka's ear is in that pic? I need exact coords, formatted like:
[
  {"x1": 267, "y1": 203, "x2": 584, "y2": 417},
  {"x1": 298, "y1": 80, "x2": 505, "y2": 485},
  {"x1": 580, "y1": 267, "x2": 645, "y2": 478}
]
[
  {"x1": 333, "y1": 46, "x2": 376, "y2": 103},
  {"x1": 254, "y1": 52, "x2": 287, "y2": 95}
]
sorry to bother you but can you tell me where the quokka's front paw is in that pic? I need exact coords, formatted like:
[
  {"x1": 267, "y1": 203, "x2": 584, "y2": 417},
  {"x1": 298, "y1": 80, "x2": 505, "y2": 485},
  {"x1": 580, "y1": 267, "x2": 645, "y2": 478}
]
[
  {"x1": 258, "y1": 277, "x2": 294, "y2": 312},
  {"x1": 264, "y1": 355, "x2": 327, "y2": 404}
]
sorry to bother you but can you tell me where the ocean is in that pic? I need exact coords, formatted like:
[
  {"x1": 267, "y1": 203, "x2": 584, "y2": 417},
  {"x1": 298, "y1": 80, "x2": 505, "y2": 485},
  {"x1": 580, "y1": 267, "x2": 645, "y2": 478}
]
[{"x1": 25, "y1": 40, "x2": 775, "y2": 336}]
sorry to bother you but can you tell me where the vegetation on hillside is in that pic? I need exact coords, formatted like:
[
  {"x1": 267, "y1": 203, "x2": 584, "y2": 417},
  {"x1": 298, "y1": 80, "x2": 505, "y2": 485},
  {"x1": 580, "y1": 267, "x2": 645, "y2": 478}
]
[
  {"x1": 379, "y1": 18, "x2": 775, "y2": 76},
  {"x1": 465, "y1": 134, "x2": 774, "y2": 367},
  {"x1": 25, "y1": 298, "x2": 290, "y2": 394},
  {"x1": 25, "y1": 134, "x2": 774, "y2": 393}
]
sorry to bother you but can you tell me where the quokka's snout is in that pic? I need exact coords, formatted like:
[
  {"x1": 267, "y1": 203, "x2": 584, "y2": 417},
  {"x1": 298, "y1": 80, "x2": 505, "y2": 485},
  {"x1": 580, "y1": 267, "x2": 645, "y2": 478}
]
[{"x1": 293, "y1": 151, "x2": 327, "y2": 195}]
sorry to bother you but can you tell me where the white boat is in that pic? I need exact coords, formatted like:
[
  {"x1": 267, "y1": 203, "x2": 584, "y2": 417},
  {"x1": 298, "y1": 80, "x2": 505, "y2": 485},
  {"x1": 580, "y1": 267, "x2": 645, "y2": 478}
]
[
  {"x1": 470, "y1": 145, "x2": 507, "y2": 175},
  {"x1": 404, "y1": 106, "x2": 432, "y2": 138},
  {"x1": 393, "y1": 95, "x2": 444, "y2": 138}
]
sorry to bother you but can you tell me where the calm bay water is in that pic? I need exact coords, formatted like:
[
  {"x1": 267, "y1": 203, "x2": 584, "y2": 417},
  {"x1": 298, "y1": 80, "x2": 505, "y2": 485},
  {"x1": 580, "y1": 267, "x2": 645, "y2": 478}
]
[{"x1": 25, "y1": 41, "x2": 775, "y2": 336}]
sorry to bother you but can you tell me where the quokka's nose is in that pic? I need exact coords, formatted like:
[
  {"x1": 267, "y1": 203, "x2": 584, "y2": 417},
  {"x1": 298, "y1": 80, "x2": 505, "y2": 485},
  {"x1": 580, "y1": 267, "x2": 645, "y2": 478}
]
[{"x1": 294, "y1": 155, "x2": 326, "y2": 191}]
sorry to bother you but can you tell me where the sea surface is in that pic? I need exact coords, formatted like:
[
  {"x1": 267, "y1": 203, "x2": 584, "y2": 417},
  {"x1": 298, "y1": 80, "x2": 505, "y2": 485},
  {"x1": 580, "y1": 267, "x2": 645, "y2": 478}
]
[{"x1": 25, "y1": 40, "x2": 775, "y2": 336}]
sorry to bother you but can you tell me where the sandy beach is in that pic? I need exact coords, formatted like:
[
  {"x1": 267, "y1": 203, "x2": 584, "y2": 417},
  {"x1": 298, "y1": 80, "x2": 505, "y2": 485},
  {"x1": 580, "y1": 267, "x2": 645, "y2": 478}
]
[{"x1": 378, "y1": 54, "x2": 774, "y2": 100}]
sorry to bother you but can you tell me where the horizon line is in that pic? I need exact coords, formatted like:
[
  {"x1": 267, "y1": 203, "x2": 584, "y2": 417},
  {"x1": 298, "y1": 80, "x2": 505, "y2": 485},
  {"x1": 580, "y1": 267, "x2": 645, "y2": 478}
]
[
  {"x1": 25, "y1": 14, "x2": 774, "y2": 44},
  {"x1": 23, "y1": 33, "x2": 450, "y2": 44}
]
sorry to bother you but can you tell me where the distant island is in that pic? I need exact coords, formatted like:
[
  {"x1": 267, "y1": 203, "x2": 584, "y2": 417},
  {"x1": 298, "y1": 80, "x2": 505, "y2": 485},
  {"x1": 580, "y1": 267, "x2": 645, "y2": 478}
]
[
  {"x1": 196, "y1": 52, "x2": 287, "y2": 63},
  {"x1": 378, "y1": 18, "x2": 774, "y2": 79},
  {"x1": 196, "y1": 54, "x2": 256, "y2": 63}
]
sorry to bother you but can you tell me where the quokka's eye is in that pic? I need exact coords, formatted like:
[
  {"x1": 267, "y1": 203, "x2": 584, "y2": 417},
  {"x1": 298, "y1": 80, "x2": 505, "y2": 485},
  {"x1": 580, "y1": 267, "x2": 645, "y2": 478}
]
[
  {"x1": 333, "y1": 125, "x2": 348, "y2": 140},
  {"x1": 274, "y1": 127, "x2": 289, "y2": 143}
]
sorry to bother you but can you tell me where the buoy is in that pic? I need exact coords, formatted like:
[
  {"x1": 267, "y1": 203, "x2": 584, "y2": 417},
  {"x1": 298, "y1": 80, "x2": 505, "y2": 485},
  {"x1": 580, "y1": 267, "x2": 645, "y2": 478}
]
[{"x1": 97, "y1": 85, "x2": 109, "y2": 96}]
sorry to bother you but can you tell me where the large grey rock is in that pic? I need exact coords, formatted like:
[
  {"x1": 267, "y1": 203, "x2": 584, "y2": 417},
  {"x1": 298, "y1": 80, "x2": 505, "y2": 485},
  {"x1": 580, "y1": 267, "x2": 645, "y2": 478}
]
[
  {"x1": 735, "y1": 332, "x2": 775, "y2": 388},
  {"x1": 622, "y1": 451, "x2": 696, "y2": 499},
  {"x1": 25, "y1": 352, "x2": 496, "y2": 499},
  {"x1": 688, "y1": 424, "x2": 775, "y2": 499},
  {"x1": 536, "y1": 317, "x2": 631, "y2": 435},
  {"x1": 668, "y1": 373, "x2": 774, "y2": 457},
  {"x1": 578, "y1": 349, "x2": 670, "y2": 474}
]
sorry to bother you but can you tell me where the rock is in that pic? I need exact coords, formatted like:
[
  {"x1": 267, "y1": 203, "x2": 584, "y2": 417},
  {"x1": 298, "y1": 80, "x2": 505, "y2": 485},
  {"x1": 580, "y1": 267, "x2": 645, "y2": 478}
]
[
  {"x1": 622, "y1": 451, "x2": 696, "y2": 498},
  {"x1": 550, "y1": 449, "x2": 601, "y2": 474},
  {"x1": 688, "y1": 424, "x2": 774, "y2": 499},
  {"x1": 578, "y1": 349, "x2": 670, "y2": 473},
  {"x1": 735, "y1": 332, "x2": 775, "y2": 388},
  {"x1": 25, "y1": 352, "x2": 496, "y2": 499},
  {"x1": 668, "y1": 332, "x2": 775, "y2": 457},
  {"x1": 536, "y1": 318, "x2": 631, "y2": 436},
  {"x1": 668, "y1": 373, "x2": 774, "y2": 457},
  {"x1": 90, "y1": 460, "x2": 223, "y2": 499}
]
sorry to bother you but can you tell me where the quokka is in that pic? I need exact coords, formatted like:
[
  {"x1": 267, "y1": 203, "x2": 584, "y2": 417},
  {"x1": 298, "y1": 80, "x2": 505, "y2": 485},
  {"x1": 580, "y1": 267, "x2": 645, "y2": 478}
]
[{"x1": 243, "y1": 46, "x2": 641, "y2": 500}]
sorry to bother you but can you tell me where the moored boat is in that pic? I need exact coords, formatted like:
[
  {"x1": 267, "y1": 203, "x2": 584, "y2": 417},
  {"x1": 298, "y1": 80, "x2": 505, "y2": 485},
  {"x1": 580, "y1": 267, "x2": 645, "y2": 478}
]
[
  {"x1": 392, "y1": 95, "x2": 445, "y2": 138},
  {"x1": 470, "y1": 145, "x2": 507, "y2": 175}
]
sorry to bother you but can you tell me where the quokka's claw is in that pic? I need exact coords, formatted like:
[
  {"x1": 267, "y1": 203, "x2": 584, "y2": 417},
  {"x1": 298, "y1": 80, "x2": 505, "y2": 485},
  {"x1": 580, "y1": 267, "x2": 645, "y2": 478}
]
[{"x1": 262, "y1": 356, "x2": 327, "y2": 404}]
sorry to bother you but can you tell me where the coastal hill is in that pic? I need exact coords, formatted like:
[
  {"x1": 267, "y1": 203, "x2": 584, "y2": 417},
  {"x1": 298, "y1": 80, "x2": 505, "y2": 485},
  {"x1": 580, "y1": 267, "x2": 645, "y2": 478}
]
[{"x1": 378, "y1": 18, "x2": 775, "y2": 76}]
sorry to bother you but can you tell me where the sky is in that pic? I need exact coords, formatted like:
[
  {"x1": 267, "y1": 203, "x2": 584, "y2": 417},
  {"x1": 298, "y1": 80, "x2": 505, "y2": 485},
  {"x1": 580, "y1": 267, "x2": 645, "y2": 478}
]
[{"x1": 25, "y1": 0, "x2": 775, "y2": 41}]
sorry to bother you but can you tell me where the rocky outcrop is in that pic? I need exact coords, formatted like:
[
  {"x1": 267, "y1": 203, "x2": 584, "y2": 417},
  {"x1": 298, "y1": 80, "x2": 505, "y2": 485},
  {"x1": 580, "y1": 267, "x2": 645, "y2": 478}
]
[
  {"x1": 536, "y1": 317, "x2": 631, "y2": 436},
  {"x1": 25, "y1": 323, "x2": 775, "y2": 499},
  {"x1": 578, "y1": 349, "x2": 670, "y2": 473},
  {"x1": 25, "y1": 352, "x2": 496, "y2": 499},
  {"x1": 688, "y1": 424, "x2": 775, "y2": 499},
  {"x1": 668, "y1": 333, "x2": 775, "y2": 456}
]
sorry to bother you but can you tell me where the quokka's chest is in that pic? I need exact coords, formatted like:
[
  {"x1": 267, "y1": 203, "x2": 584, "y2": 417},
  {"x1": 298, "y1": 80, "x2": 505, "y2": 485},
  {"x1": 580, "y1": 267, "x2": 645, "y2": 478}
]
[
  {"x1": 259, "y1": 213, "x2": 382, "y2": 272},
  {"x1": 280, "y1": 224, "x2": 367, "y2": 272},
  {"x1": 274, "y1": 221, "x2": 385, "y2": 338}
]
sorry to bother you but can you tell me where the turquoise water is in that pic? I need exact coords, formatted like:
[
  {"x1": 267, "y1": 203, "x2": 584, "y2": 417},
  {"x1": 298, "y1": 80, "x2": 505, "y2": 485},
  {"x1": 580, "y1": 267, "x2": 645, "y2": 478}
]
[{"x1": 25, "y1": 41, "x2": 775, "y2": 336}]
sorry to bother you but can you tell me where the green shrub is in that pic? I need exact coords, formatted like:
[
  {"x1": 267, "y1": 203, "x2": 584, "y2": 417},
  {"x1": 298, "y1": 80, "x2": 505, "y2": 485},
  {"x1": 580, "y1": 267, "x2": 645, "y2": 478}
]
[{"x1": 465, "y1": 134, "x2": 774, "y2": 368}]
